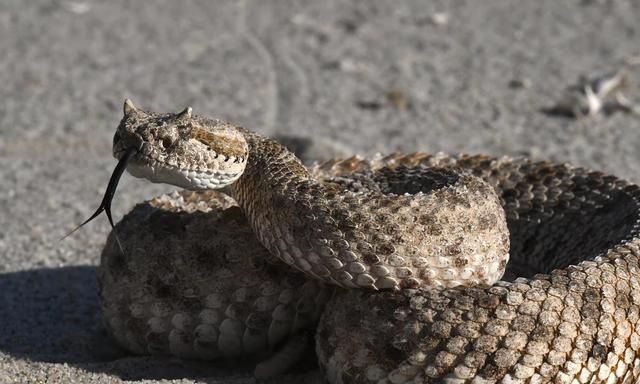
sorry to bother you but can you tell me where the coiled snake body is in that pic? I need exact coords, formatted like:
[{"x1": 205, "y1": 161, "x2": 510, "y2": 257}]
[{"x1": 98, "y1": 100, "x2": 640, "y2": 383}]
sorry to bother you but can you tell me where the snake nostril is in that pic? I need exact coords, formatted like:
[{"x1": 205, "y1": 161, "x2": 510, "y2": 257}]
[{"x1": 161, "y1": 137, "x2": 172, "y2": 149}]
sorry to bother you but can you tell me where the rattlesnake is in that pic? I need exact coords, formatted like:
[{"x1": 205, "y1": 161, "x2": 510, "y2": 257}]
[{"x1": 96, "y1": 100, "x2": 640, "y2": 383}]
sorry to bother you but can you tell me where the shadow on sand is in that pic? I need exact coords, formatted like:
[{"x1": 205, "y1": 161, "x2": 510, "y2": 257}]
[{"x1": 0, "y1": 266, "x2": 260, "y2": 381}]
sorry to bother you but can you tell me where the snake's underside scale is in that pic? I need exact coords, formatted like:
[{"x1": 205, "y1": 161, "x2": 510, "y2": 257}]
[{"x1": 97, "y1": 100, "x2": 640, "y2": 383}]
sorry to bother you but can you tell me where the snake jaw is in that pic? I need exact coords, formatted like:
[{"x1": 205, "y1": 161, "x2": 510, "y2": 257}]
[{"x1": 125, "y1": 153, "x2": 244, "y2": 190}]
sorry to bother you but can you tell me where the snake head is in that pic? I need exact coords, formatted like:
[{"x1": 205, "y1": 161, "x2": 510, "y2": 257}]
[{"x1": 113, "y1": 99, "x2": 249, "y2": 190}]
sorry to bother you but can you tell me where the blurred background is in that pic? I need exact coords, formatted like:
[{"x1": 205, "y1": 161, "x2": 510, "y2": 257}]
[{"x1": 0, "y1": 1, "x2": 639, "y2": 382}]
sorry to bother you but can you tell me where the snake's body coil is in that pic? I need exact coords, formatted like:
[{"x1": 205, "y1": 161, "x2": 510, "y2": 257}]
[{"x1": 99, "y1": 102, "x2": 640, "y2": 383}]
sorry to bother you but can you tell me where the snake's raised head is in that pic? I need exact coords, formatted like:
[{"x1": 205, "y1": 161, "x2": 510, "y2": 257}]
[{"x1": 113, "y1": 99, "x2": 249, "y2": 190}]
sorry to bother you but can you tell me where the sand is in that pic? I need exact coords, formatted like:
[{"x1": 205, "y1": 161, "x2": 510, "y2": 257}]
[{"x1": 1, "y1": 0, "x2": 639, "y2": 382}]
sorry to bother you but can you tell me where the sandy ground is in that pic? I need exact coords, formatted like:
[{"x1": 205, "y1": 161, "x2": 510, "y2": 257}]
[{"x1": 1, "y1": 0, "x2": 639, "y2": 382}]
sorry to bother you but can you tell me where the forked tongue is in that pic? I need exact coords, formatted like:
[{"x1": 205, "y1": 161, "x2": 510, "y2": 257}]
[{"x1": 61, "y1": 148, "x2": 136, "y2": 253}]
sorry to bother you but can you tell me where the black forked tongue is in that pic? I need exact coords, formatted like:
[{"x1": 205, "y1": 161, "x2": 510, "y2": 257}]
[{"x1": 61, "y1": 148, "x2": 136, "y2": 254}]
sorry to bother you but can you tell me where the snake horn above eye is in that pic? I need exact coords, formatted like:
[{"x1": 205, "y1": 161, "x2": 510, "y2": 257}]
[
  {"x1": 176, "y1": 106, "x2": 193, "y2": 120},
  {"x1": 123, "y1": 99, "x2": 140, "y2": 117}
]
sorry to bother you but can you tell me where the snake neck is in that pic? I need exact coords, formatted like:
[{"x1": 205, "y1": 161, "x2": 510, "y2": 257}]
[{"x1": 228, "y1": 130, "x2": 313, "y2": 222}]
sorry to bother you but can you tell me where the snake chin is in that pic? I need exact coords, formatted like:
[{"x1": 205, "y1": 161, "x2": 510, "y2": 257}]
[{"x1": 126, "y1": 155, "x2": 242, "y2": 190}]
